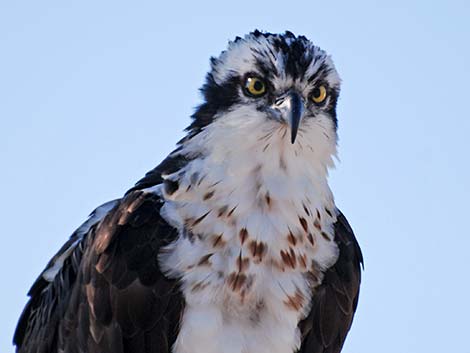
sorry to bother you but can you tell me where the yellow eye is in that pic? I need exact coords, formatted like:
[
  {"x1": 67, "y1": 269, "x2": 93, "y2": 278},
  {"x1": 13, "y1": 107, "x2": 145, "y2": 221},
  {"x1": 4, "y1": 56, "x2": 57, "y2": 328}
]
[
  {"x1": 311, "y1": 85, "x2": 327, "y2": 104},
  {"x1": 244, "y1": 76, "x2": 266, "y2": 97}
]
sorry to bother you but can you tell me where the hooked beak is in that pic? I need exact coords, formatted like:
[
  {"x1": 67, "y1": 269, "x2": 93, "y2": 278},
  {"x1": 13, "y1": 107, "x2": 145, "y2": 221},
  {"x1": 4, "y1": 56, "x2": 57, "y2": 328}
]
[{"x1": 272, "y1": 91, "x2": 305, "y2": 144}]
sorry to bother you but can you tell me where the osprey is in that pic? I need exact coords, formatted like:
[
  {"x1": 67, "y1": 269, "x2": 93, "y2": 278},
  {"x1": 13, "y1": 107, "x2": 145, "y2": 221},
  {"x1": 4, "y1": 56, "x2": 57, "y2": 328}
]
[{"x1": 14, "y1": 31, "x2": 363, "y2": 353}]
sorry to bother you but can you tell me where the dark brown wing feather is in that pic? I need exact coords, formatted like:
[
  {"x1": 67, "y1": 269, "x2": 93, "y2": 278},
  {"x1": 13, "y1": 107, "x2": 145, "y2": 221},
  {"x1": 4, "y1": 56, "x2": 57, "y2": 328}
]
[
  {"x1": 14, "y1": 190, "x2": 183, "y2": 353},
  {"x1": 298, "y1": 210, "x2": 363, "y2": 353}
]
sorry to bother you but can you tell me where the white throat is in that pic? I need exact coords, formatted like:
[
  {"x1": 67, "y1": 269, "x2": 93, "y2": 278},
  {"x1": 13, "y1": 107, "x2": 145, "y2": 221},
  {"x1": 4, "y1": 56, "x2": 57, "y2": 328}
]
[{"x1": 157, "y1": 108, "x2": 340, "y2": 353}]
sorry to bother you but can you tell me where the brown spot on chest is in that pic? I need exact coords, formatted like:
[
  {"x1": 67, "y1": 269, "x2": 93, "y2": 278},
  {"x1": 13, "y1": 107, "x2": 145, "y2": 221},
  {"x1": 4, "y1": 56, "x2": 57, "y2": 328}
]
[
  {"x1": 307, "y1": 233, "x2": 315, "y2": 246},
  {"x1": 249, "y1": 240, "x2": 267, "y2": 263},
  {"x1": 313, "y1": 219, "x2": 322, "y2": 231},
  {"x1": 299, "y1": 217, "x2": 309, "y2": 232},
  {"x1": 321, "y1": 231, "x2": 331, "y2": 241},
  {"x1": 197, "y1": 174, "x2": 207, "y2": 186},
  {"x1": 197, "y1": 253, "x2": 213, "y2": 266},
  {"x1": 227, "y1": 205, "x2": 237, "y2": 217},
  {"x1": 265, "y1": 193, "x2": 272, "y2": 208},
  {"x1": 287, "y1": 230, "x2": 297, "y2": 246},
  {"x1": 192, "y1": 211, "x2": 211, "y2": 227},
  {"x1": 239, "y1": 228, "x2": 249, "y2": 244},
  {"x1": 217, "y1": 205, "x2": 228, "y2": 217},
  {"x1": 325, "y1": 208, "x2": 333, "y2": 218},
  {"x1": 212, "y1": 233, "x2": 226, "y2": 248},
  {"x1": 284, "y1": 288, "x2": 305, "y2": 311},
  {"x1": 236, "y1": 252, "x2": 250, "y2": 272},
  {"x1": 227, "y1": 272, "x2": 248, "y2": 292},
  {"x1": 303, "y1": 203, "x2": 311, "y2": 216},
  {"x1": 191, "y1": 281, "x2": 210, "y2": 293},
  {"x1": 298, "y1": 253, "x2": 307, "y2": 269},
  {"x1": 280, "y1": 248, "x2": 297, "y2": 269},
  {"x1": 203, "y1": 190, "x2": 215, "y2": 200}
]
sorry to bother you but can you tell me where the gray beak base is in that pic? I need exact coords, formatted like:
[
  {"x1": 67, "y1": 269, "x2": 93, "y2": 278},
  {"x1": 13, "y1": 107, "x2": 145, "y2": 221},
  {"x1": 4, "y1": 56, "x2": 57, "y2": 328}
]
[{"x1": 272, "y1": 91, "x2": 305, "y2": 144}]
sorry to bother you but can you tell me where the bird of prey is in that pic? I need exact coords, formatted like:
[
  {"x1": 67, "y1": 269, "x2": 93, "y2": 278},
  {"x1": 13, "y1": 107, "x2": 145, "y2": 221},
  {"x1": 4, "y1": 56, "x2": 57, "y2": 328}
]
[{"x1": 14, "y1": 30, "x2": 363, "y2": 353}]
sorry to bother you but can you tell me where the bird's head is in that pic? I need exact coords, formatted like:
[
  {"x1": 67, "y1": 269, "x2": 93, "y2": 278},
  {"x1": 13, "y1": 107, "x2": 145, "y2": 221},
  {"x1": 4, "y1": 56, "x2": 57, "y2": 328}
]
[{"x1": 186, "y1": 31, "x2": 340, "y2": 148}]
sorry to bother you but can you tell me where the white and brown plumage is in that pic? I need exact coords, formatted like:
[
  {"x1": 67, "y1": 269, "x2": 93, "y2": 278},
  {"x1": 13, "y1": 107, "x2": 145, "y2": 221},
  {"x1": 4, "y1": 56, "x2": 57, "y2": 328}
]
[{"x1": 14, "y1": 31, "x2": 363, "y2": 353}]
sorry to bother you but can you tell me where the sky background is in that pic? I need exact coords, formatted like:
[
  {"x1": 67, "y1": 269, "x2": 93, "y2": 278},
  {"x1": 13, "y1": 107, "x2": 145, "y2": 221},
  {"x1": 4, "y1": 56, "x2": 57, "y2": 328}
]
[{"x1": 1, "y1": 1, "x2": 469, "y2": 352}]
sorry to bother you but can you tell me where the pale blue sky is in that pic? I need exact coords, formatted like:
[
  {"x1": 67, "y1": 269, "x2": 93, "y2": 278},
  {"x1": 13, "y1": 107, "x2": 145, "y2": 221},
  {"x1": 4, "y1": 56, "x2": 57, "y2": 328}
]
[{"x1": 1, "y1": 1, "x2": 469, "y2": 352}]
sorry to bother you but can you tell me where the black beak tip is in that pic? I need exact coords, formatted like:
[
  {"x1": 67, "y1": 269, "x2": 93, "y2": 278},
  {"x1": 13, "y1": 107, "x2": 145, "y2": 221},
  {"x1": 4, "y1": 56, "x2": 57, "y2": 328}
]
[{"x1": 290, "y1": 132, "x2": 297, "y2": 144}]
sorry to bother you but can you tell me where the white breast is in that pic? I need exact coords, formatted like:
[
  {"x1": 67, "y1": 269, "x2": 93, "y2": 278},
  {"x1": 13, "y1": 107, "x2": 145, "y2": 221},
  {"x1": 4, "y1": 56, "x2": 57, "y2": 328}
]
[{"x1": 157, "y1": 109, "x2": 339, "y2": 353}]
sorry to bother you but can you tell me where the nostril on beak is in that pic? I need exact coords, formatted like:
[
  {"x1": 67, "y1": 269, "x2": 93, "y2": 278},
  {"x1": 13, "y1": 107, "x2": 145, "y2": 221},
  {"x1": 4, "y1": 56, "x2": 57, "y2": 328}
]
[{"x1": 275, "y1": 96, "x2": 286, "y2": 106}]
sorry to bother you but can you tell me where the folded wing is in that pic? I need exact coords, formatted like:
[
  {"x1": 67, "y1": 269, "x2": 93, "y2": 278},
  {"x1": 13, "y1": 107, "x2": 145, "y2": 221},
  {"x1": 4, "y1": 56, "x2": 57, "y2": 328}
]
[
  {"x1": 298, "y1": 210, "x2": 363, "y2": 353},
  {"x1": 14, "y1": 190, "x2": 184, "y2": 353}
]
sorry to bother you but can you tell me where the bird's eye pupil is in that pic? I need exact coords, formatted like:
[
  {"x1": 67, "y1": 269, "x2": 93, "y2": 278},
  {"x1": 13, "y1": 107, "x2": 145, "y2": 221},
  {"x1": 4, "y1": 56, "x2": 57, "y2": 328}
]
[
  {"x1": 253, "y1": 81, "x2": 263, "y2": 92},
  {"x1": 312, "y1": 88, "x2": 320, "y2": 98}
]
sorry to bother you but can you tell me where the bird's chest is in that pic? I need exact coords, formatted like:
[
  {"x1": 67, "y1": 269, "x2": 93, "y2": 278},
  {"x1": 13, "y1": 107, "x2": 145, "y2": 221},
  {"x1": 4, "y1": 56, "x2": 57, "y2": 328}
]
[{"x1": 158, "y1": 157, "x2": 339, "y2": 353}]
